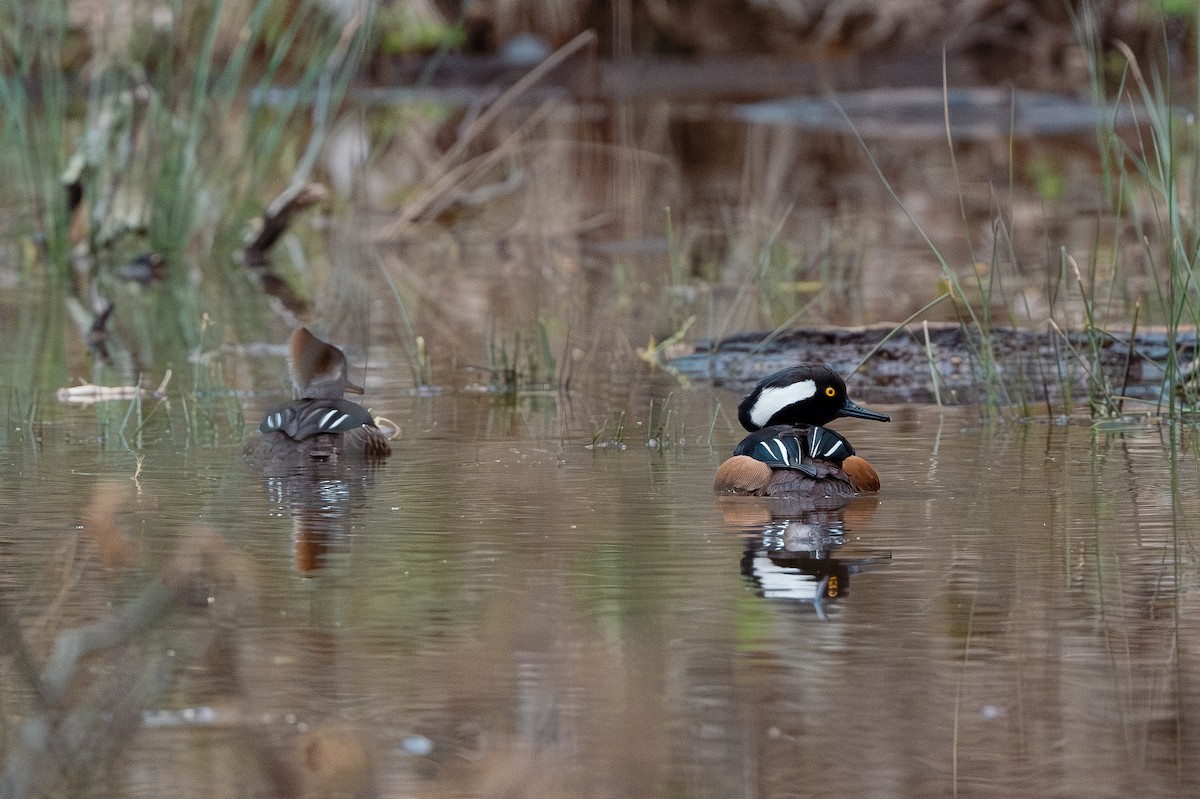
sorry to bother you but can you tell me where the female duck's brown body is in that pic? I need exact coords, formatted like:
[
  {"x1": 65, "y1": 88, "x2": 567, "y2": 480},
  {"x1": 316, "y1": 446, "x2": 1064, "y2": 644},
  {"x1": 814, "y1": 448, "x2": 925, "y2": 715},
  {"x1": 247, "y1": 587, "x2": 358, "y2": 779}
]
[
  {"x1": 713, "y1": 364, "x2": 888, "y2": 502},
  {"x1": 243, "y1": 327, "x2": 390, "y2": 466}
]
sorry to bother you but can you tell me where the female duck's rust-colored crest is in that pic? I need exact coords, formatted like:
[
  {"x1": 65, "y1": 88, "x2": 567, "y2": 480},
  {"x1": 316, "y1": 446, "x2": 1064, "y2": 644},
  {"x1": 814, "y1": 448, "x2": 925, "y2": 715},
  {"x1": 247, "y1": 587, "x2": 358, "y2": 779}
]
[{"x1": 288, "y1": 327, "x2": 364, "y2": 399}]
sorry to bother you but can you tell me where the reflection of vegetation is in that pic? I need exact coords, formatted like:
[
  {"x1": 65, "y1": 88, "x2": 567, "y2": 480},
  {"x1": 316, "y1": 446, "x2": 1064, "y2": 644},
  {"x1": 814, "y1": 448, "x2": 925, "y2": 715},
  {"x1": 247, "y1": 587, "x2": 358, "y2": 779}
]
[
  {"x1": 591, "y1": 393, "x2": 687, "y2": 450},
  {"x1": 662, "y1": 205, "x2": 854, "y2": 346},
  {"x1": 0, "y1": 0, "x2": 372, "y2": 433},
  {"x1": 487, "y1": 320, "x2": 559, "y2": 395}
]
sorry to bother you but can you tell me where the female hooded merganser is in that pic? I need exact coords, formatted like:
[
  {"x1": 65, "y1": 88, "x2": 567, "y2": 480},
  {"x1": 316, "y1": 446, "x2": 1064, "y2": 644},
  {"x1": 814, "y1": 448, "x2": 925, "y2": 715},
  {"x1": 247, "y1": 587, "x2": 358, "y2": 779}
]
[
  {"x1": 713, "y1": 364, "x2": 889, "y2": 501},
  {"x1": 243, "y1": 327, "x2": 391, "y2": 465}
]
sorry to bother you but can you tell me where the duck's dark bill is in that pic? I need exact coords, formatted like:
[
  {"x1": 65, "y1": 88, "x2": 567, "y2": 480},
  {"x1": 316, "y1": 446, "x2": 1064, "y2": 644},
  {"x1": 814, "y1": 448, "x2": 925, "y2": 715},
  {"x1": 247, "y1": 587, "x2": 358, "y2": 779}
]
[{"x1": 839, "y1": 399, "x2": 890, "y2": 422}]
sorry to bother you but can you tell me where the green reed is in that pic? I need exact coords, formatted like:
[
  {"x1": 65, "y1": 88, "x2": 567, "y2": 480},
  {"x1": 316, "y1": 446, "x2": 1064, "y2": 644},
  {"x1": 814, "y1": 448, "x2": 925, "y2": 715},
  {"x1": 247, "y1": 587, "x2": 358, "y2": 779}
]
[
  {"x1": 591, "y1": 409, "x2": 628, "y2": 450},
  {"x1": 487, "y1": 320, "x2": 559, "y2": 395},
  {"x1": 645, "y1": 392, "x2": 684, "y2": 450},
  {"x1": 1072, "y1": 2, "x2": 1200, "y2": 420},
  {"x1": 837, "y1": 89, "x2": 1010, "y2": 412}
]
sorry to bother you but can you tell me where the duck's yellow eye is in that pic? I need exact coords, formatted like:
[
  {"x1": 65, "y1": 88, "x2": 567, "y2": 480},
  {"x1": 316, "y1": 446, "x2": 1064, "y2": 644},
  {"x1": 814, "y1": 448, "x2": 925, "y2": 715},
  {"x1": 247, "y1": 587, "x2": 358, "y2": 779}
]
[{"x1": 825, "y1": 386, "x2": 837, "y2": 397}]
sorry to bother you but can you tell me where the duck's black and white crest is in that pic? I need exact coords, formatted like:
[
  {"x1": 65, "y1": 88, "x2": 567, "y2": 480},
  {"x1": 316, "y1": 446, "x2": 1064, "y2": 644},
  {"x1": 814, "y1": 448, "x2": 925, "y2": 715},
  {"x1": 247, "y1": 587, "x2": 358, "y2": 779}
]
[
  {"x1": 738, "y1": 366, "x2": 828, "y2": 431},
  {"x1": 736, "y1": 363, "x2": 889, "y2": 431},
  {"x1": 259, "y1": 398, "x2": 378, "y2": 441}
]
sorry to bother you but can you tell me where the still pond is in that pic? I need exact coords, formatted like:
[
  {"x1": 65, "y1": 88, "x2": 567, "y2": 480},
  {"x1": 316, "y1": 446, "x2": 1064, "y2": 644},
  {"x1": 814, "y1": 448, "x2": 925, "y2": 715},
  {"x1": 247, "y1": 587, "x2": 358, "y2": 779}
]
[{"x1": 2, "y1": 371, "x2": 1198, "y2": 797}]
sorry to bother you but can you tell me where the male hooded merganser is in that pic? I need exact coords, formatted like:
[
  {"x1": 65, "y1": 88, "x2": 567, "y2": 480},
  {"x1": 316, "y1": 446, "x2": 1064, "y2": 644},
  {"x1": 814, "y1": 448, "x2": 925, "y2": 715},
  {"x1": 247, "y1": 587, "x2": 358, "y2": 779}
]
[
  {"x1": 713, "y1": 364, "x2": 889, "y2": 500},
  {"x1": 243, "y1": 327, "x2": 391, "y2": 465}
]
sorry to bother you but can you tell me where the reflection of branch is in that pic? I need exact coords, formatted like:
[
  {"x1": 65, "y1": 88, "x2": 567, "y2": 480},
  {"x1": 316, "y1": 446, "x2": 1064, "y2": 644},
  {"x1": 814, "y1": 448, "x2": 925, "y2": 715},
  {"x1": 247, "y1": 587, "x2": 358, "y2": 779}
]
[
  {"x1": 39, "y1": 580, "x2": 176, "y2": 706},
  {"x1": 240, "y1": 182, "x2": 330, "y2": 321},
  {"x1": 242, "y1": 182, "x2": 330, "y2": 268},
  {"x1": 2, "y1": 580, "x2": 177, "y2": 799},
  {"x1": 1, "y1": 516, "x2": 376, "y2": 798},
  {"x1": 0, "y1": 595, "x2": 49, "y2": 701}
]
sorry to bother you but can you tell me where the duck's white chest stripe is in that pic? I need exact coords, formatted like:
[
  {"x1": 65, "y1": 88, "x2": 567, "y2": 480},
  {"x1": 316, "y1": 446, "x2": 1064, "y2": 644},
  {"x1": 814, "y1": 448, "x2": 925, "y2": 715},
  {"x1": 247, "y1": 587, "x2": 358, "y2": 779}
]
[{"x1": 750, "y1": 380, "x2": 817, "y2": 428}]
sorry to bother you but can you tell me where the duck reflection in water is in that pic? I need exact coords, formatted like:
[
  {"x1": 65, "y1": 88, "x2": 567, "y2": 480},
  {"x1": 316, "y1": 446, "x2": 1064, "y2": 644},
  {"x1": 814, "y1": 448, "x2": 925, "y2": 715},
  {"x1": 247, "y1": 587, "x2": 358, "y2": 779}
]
[
  {"x1": 721, "y1": 498, "x2": 891, "y2": 620},
  {"x1": 244, "y1": 327, "x2": 394, "y2": 575},
  {"x1": 262, "y1": 470, "x2": 380, "y2": 576}
]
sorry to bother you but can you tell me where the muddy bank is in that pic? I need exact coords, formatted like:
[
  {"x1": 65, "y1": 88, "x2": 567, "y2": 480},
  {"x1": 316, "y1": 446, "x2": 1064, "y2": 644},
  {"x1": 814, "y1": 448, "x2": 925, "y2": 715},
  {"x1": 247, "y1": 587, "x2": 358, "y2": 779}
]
[{"x1": 670, "y1": 323, "x2": 1197, "y2": 406}]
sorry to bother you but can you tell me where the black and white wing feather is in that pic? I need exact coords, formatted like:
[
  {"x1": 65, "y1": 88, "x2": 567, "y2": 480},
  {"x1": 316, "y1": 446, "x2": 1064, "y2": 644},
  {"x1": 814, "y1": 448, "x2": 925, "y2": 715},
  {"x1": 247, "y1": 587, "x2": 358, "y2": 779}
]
[
  {"x1": 804, "y1": 426, "x2": 855, "y2": 461},
  {"x1": 259, "y1": 398, "x2": 378, "y2": 441},
  {"x1": 733, "y1": 425, "x2": 856, "y2": 476}
]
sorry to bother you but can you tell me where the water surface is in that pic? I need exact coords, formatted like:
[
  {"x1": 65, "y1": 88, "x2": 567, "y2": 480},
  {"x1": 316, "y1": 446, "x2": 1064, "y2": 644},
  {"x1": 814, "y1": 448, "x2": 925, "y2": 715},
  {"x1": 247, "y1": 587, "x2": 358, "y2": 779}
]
[{"x1": 3, "y1": 382, "x2": 1198, "y2": 798}]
